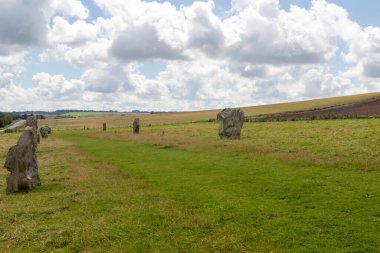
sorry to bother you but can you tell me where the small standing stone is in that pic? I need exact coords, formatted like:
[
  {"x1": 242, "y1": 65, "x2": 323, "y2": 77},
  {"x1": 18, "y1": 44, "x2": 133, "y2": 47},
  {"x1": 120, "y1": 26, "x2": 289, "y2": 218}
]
[
  {"x1": 133, "y1": 118, "x2": 140, "y2": 134},
  {"x1": 103, "y1": 123, "x2": 107, "y2": 132},
  {"x1": 45, "y1": 125, "x2": 52, "y2": 134},
  {"x1": 39, "y1": 126, "x2": 49, "y2": 139},
  {"x1": 217, "y1": 108, "x2": 244, "y2": 139}
]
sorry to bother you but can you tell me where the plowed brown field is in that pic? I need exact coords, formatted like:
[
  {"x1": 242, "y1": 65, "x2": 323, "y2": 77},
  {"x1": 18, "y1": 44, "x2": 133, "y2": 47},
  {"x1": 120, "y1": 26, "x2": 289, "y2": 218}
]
[{"x1": 253, "y1": 97, "x2": 380, "y2": 121}]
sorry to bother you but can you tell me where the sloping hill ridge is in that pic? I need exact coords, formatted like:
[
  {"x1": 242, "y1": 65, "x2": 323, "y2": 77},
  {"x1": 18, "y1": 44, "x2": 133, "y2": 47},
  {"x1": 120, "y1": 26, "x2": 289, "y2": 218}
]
[
  {"x1": 247, "y1": 93, "x2": 380, "y2": 121},
  {"x1": 155, "y1": 92, "x2": 380, "y2": 123},
  {"x1": 242, "y1": 92, "x2": 380, "y2": 117},
  {"x1": 146, "y1": 92, "x2": 380, "y2": 124},
  {"x1": 40, "y1": 92, "x2": 380, "y2": 129}
]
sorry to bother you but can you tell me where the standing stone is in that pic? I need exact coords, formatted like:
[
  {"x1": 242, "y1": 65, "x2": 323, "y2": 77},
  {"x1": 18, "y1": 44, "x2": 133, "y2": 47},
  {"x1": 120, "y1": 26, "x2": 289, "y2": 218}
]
[
  {"x1": 133, "y1": 118, "x2": 140, "y2": 134},
  {"x1": 45, "y1": 125, "x2": 52, "y2": 134},
  {"x1": 26, "y1": 116, "x2": 38, "y2": 129},
  {"x1": 4, "y1": 127, "x2": 40, "y2": 193},
  {"x1": 39, "y1": 126, "x2": 49, "y2": 139},
  {"x1": 25, "y1": 116, "x2": 41, "y2": 186},
  {"x1": 217, "y1": 108, "x2": 244, "y2": 139},
  {"x1": 103, "y1": 123, "x2": 107, "y2": 132},
  {"x1": 26, "y1": 116, "x2": 40, "y2": 144}
]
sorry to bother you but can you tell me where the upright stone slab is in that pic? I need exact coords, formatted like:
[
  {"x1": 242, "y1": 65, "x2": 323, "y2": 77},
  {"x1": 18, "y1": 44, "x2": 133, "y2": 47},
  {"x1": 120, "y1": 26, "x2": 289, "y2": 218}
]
[
  {"x1": 26, "y1": 116, "x2": 38, "y2": 129},
  {"x1": 133, "y1": 118, "x2": 140, "y2": 134},
  {"x1": 45, "y1": 125, "x2": 52, "y2": 134},
  {"x1": 40, "y1": 126, "x2": 49, "y2": 139},
  {"x1": 25, "y1": 116, "x2": 41, "y2": 186},
  {"x1": 4, "y1": 127, "x2": 40, "y2": 193},
  {"x1": 103, "y1": 123, "x2": 107, "y2": 132},
  {"x1": 217, "y1": 108, "x2": 244, "y2": 139},
  {"x1": 26, "y1": 116, "x2": 40, "y2": 144}
]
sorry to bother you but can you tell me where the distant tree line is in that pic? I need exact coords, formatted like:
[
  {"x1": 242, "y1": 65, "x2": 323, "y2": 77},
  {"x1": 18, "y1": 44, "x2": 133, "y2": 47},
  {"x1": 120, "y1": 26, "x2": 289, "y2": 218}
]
[
  {"x1": 132, "y1": 110, "x2": 178, "y2": 114},
  {"x1": 55, "y1": 109, "x2": 118, "y2": 115},
  {"x1": 0, "y1": 112, "x2": 20, "y2": 128}
]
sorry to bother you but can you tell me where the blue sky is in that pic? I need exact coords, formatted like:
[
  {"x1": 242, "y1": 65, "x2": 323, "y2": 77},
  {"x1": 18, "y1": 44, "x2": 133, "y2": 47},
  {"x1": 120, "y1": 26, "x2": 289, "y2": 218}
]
[
  {"x1": 147, "y1": 0, "x2": 380, "y2": 27},
  {"x1": 1, "y1": 0, "x2": 380, "y2": 111},
  {"x1": 329, "y1": 0, "x2": 380, "y2": 27}
]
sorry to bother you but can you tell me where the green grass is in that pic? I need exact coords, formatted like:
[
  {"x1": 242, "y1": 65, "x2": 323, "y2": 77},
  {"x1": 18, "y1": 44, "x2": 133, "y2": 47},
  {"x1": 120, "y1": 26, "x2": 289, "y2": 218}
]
[
  {"x1": 1, "y1": 137, "x2": 228, "y2": 252},
  {"x1": 1, "y1": 119, "x2": 380, "y2": 252}
]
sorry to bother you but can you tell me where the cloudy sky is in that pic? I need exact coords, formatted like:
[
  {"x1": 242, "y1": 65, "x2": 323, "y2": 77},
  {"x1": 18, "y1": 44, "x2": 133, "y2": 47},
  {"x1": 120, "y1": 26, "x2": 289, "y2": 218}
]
[{"x1": 0, "y1": 0, "x2": 380, "y2": 112}]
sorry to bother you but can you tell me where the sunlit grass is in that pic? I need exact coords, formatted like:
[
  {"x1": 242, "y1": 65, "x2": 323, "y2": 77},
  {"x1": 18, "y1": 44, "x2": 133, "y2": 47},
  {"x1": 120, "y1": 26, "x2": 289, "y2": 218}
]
[
  {"x1": 1, "y1": 118, "x2": 380, "y2": 252},
  {"x1": 63, "y1": 119, "x2": 380, "y2": 252}
]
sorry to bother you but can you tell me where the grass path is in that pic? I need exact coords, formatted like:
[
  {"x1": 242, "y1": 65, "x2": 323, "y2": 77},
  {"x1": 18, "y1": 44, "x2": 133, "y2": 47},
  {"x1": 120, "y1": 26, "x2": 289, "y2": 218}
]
[
  {"x1": 61, "y1": 132, "x2": 380, "y2": 252},
  {"x1": 1, "y1": 136, "x2": 249, "y2": 252}
]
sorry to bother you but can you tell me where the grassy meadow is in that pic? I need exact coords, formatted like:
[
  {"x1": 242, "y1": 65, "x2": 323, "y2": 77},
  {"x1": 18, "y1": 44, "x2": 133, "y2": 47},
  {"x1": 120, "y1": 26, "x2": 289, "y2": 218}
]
[
  {"x1": 44, "y1": 92, "x2": 380, "y2": 130},
  {"x1": 1, "y1": 98, "x2": 380, "y2": 252}
]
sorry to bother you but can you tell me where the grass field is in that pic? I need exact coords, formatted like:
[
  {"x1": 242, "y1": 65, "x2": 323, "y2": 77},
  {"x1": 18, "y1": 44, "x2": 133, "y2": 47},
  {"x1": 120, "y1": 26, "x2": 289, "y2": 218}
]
[
  {"x1": 1, "y1": 117, "x2": 380, "y2": 252},
  {"x1": 41, "y1": 92, "x2": 380, "y2": 130}
]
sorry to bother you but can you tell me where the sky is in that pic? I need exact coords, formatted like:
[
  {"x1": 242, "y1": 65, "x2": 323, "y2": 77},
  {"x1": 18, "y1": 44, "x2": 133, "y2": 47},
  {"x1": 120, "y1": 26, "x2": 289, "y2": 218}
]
[{"x1": 1, "y1": 0, "x2": 380, "y2": 112}]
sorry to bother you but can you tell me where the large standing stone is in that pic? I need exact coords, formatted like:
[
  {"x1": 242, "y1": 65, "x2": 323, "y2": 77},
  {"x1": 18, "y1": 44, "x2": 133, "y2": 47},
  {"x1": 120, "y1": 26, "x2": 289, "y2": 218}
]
[
  {"x1": 217, "y1": 108, "x2": 244, "y2": 139},
  {"x1": 25, "y1": 116, "x2": 41, "y2": 185},
  {"x1": 26, "y1": 116, "x2": 40, "y2": 144},
  {"x1": 133, "y1": 118, "x2": 140, "y2": 134},
  {"x1": 4, "y1": 127, "x2": 40, "y2": 193},
  {"x1": 103, "y1": 123, "x2": 107, "y2": 132},
  {"x1": 26, "y1": 116, "x2": 38, "y2": 129}
]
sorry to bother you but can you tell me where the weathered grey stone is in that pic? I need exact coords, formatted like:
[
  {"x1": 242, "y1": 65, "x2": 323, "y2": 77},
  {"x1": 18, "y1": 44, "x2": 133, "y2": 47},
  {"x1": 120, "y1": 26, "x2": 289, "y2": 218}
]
[
  {"x1": 217, "y1": 108, "x2": 244, "y2": 139},
  {"x1": 4, "y1": 127, "x2": 41, "y2": 193},
  {"x1": 26, "y1": 116, "x2": 40, "y2": 144},
  {"x1": 103, "y1": 123, "x2": 107, "y2": 131},
  {"x1": 26, "y1": 116, "x2": 38, "y2": 129},
  {"x1": 40, "y1": 126, "x2": 49, "y2": 139},
  {"x1": 133, "y1": 118, "x2": 140, "y2": 134},
  {"x1": 25, "y1": 116, "x2": 40, "y2": 185},
  {"x1": 45, "y1": 125, "x2": 52, "y2": 134}
]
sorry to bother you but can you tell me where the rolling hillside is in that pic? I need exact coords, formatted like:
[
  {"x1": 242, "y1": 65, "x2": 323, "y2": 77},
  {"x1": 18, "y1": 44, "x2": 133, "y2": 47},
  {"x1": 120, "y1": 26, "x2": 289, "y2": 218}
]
[{"x1": 41, "y1": 92, "x2": 380, "y2": 129}]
